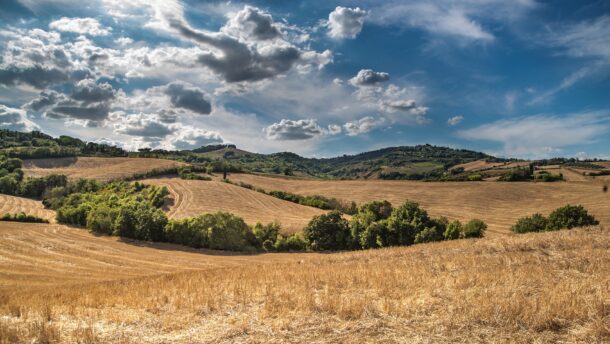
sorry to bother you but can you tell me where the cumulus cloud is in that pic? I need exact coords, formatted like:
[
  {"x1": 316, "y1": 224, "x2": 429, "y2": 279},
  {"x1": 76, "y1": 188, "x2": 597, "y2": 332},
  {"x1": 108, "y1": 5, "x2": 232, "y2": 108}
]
[
  {"x1": 382, "y1": 99, "x2": 428, "y2": 115},
  {"x1": 447, "y1": 115, "x2": 464, "y2": 126},
  {"x1": 0, "y1": 104, "x2": 39, "y2": 132},
  {"x1": 70, "y1": 79, "x2": 116, "y2": 104},
  {"x1": 327, "y1": 6, "x2": 367, "y2": 40},
  {"x1": 350, "y1": 69, "x2": 390, "y2": 86},
  {"x1": 49, "y1": 17, "x2": 112, "y2": 36},
  {"x1": 343, "y1": 116, "x2": 385, "y2": 136},
  {"x1": 327, "y1": 124, "x2": 342, "y2": 135},
  {"x1": 221, "y1": 6, "x2": 281, "y2": 41},
  {"x1": 166, "y1": 5, "x2": 331, "y2": 83},
  {"x1": 264, "y1": 118, "x2": 324, "y2": 140},
  {"x1": 457, "y1": 112, "x2": 610, "y2": 158},
  {"x1": 163, "y1": 82, "x2": 212, "y2": 115},
  {"x1": 109, "y1": 111, "x2": 223, "y2": 150},
  {"x1": 163, "y1": 125, "x2": 224, "y2": 150}
]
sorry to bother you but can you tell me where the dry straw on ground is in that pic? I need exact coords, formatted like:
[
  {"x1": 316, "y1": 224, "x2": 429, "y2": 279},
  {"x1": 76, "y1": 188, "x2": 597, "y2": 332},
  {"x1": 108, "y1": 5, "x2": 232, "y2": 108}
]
[
  {"x1": 227, "y1": 173, "x2": 610, "y2": 236},
  {"x1": 22, "y1": 157, "x2": 186, "y2": 181},
  {"x1": 1, "y1": 223, "x2": 608, "y2": 343}
]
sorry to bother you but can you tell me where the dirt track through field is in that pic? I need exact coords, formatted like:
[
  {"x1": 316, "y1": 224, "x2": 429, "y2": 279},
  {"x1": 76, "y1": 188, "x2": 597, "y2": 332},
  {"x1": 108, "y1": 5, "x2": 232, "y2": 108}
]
[
  {"x1": 22, "y1": 157, "x2": 186, "y2": 181},
  {"x1": 228, "y1": 174, "x2": 610, "y2": 236},
  {"x1": 144, "y1": 177, "x2": 326, "y2": 233},
  {"x1": 0, "y1": 194, "x2": 55, "y2": 222}
]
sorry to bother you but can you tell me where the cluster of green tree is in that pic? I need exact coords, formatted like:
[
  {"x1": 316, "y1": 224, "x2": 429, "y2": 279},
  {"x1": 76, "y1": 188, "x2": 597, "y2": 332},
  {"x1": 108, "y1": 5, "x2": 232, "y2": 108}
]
[
  {"x1": 0, "y1": 129, "x2": 126, "y2": 158},
  {"x1": 178, "y1": 166, "x2": 212, "y2": 180},
  {"x1": 223, "y1": 179, "x2": 358, "y2": 214},
  {"x1": 587, "y1": 170, "x2": 610, "y2": 176},
  {"x1": 165, "y1": 214, "x2": 305, "y2": 252},
  {"x1": 303, "y1": 200, "x2": 487, "y2": 251},
  {"x1": 185, "y1": 144, "x2": 494, "y2": 180},
  {"x1": 534, "y1": 171, "x2": 564, "y2": 182},
  {"x1": 498, "y1": 166, "x2": 534, "y2": 181},
  {"x1": 48, "y1": 181, "x2": 170, "y2": 241},
  {"x1": 0, "y1": 212, "x2": 49, "y2": 223},
  {"x1": 511, "y1": 205, "x2": 599, "y2": 233},
  {"x1": 0, "y1": 155, "x2": 71, "y2": 197},
  {"x1": 532, "y1": 157, "x2": 607, "y2": 169}
]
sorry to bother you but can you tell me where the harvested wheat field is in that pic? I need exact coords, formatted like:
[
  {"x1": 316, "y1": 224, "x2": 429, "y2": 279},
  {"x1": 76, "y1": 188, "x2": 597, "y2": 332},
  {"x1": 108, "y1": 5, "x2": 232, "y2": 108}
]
[
  {"x1": 0, "y1": 225, "x2": 607, "y2": 343},
  {"x1": 22, "y1": 157, "x2": 186, "y2": 181},
  {"x1": 0, "y1": 194, "x2": 55, "y2": 222},
  {"x1": 226, "y1": 173, "x2": 610, "y2": 236},
  {"x1": 0, "y1": 222, "x2": 306, "y2": 290},
  {"x1": 144, "y1": 177, "x2": 326, "y2": 233}
]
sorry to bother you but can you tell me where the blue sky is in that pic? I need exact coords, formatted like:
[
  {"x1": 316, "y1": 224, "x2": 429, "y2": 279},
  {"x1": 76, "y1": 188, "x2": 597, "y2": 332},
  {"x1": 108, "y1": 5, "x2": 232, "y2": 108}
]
[{"x1": 0, "y1": 0, "x2": 609, "y2": 158}]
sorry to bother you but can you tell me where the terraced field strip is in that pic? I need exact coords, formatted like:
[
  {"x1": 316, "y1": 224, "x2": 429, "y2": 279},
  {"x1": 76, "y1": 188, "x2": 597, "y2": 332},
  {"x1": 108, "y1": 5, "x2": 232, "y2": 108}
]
[
  {"x1": 0, "y1": 194, "x2": 55, "y2": 222},
  {"x1": 0, "y1": 222, "x2": 309, "y2": 290},
  {"x1": 227, "y1": 173, "x2": 610, "y2": 236},
  {"x1": 144, "y1": 177, "x2": 326, "y2": 233},
  {"x1": 22, "y1": 157, "x2": 186, "y2": 181}
]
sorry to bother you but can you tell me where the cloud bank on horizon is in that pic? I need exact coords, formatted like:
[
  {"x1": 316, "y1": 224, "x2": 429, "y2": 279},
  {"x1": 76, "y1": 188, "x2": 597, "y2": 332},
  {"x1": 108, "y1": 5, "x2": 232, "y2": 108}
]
[{"x1": 0, "y1": 0, "x2": 609, "y2": 159}]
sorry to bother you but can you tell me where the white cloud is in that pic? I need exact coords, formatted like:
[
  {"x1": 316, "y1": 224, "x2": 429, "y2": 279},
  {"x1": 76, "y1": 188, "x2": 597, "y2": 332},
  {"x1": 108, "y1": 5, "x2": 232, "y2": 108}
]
[
  {"x1": 447, "y1": 115, "x2": 463, "y2": 126},
  {"x1": 49, "y1": 17, "x2": 112, "y2": 36},
  {"x1": 349, "y1": 69, "x2": 390, "y2": 86},
  {"x1": 343, "y1": 116, "x2": 385, "y2": 136},
  {"x1": 326, "y1": 6, "x2": 368, "y2": 40},
  {"x1": 0, "y1": 104, "x2": 39, "y2": 132},
  {"x1": 457, "y1": 112, "x2": 610, "y2": 158},
  {"x1": 368, "y1": 0, "x2": 537, "y2": 43},
  {"x1": 264, "y1": 118, "x2": 324, "y2": 140}
]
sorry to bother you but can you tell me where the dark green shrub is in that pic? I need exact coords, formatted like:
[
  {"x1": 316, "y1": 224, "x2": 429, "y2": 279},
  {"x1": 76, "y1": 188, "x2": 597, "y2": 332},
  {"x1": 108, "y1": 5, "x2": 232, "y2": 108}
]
[
  {"x1": 414, "y1": 226, "x2": 442, "y2": 244},
  {"x1": 467, "y1": 174, "x2": 483, "y2": 181},
  {"x1": 0, "y1": 212, "x2": 48, "y2": 223},
  {"x1": 274, "y1": 233, "x2": 306, "y2": 251},
  {"x1": 358, "y1": 200, "x2": 393, "y2": 221},
  {"x1": 358, "y1": 221, "x2": 388, "y2": 249},
  {"x1": 546, "y1": 205, "x2": 598, "y2": 230},
  {"x1": 303, "y1": 210, "x2": 350, "y2": 251},
  {"x1": 205, "y1": 212, "x2": 255, "y2": 251},
  {"x1": 444, "y1": 220, "x2": 462, "y2": 240},
  {"x1": 253, "y1": 222, "x2": 280, "y2": 247},
  {"x1": 385, "y1": 201, "x2": 435, "y2": 245},
  {"x1": 511, "y1": 213, "x2": 547, "y2": 233},
  {"x1": 86, "y1": 204, "x2": 117, "y2": 235},
  {"x1": 462, "y1": 219, "x2": 487, "y2": 238}
]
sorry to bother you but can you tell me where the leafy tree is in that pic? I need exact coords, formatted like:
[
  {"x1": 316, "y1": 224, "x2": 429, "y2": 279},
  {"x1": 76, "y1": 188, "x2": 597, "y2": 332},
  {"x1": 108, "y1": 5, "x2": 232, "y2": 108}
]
[
  {"x1": 443, "y1": 220, "x2": 463, "y2": 240},
  {"x1": 205, "y1": 212, "x2": 255, "y2": 251},
  {"x1": 274, "y1": 233, "x2": 306, "y2": 251},
  {"x1": 303, "y1": 210, "x2": 351, "y2": 251},
  {"x1": 358, "y1": 200, "x2": 393, "y2": 221},
  {"x1": 511, "y1": 213, "x2": 547, "y2": 233},
  {"x1": 546, "y1": 205, "x2": 598, "y2": 231},
  {"x1": 86, "y1": 204, "x2": 117, "y2": 235},
  {"x1": 462, "y1": 219, "x2": 487, "y2": 238},
  {"x1": 385, "y1": 201, "x2": 435, "y2": 245}
]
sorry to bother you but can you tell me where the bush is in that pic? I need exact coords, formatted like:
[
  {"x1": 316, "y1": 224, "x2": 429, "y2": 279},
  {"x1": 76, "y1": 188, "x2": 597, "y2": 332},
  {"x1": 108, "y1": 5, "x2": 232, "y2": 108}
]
[
  {"x1": 511, "y1": 213, "x2": 547, "y2": 233},
  {"x1": 385, "y1": 201, "x2": 435, "y2": 245},
  {"x1": 86, "y1": 204, "x2": 117, "y2": 235},
  {"x1": 303, "y1": 210, "x2": 351, "y2": 251},
  {"x1": 467, "y1": 174, "x2": 483, "y2": 181},
  {"x1": 253, "y1": 222, "x2": 280, "y2": 248},
  {"x1": 444, "y1": 220, "x2": 462, "y2": 240},
  {"x1": 274, "y1": 233, "x2": 306, "y2": 251},
  {"x1": 546, "y1": 205, "x2": 598, "y2": 230},
  {"x1": 498, "y1": 168, "x2": 532, "y2": 181},
  {"x1": 0, "y1": 212, "x2": 49, "y2": 223},
  {"x1": 205, "y1": 212, "x2": 256, "y2": 251},
  {"x1": 358, "y1": 200, "x2": 393, "y2": 221},
  {"x1": 462, "y1": 219, "x2": 487, "y2": 238}
]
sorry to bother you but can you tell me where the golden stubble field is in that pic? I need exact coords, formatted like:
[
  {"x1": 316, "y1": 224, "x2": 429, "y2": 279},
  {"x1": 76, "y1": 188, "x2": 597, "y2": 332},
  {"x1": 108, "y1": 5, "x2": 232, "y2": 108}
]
[
  {"x1": 226, "y1": 173, "x2": 610, "y2": 236},
  {"x1": 22, "y1": 157, "x2": 186, "y2": 181},
  {"x1": 0, "y1": 223, "x2": 607, "y2": 343},
  {"x1": 144, "y1": 177, "x2": 326, "y2": 233},
  {"x1": 0, "y1": 194, "x2": 55, "y2": 223}
]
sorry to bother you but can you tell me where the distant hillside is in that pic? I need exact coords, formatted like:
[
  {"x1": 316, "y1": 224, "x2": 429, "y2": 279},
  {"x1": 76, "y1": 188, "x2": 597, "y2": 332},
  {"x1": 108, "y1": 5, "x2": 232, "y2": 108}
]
[
  {"x1": 148, "y1": 144, "x2": 497, "y2": 180},
  {"x1": 0, "y1": 129, "x2": 126, "y2": 158}
]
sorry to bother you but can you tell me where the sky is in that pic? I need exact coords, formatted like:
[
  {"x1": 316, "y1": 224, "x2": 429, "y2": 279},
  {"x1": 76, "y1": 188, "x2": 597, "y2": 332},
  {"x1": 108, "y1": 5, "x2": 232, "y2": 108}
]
[{"x1": 0, "y1": 0, "x2": 609, "y2": 159}]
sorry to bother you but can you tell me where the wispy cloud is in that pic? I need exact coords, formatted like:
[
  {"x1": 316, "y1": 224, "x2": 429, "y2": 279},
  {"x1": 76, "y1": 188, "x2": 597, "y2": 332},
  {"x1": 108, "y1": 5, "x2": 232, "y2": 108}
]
[{"x1": 457, "y1": 112, "x2": 610, "y2": 158}]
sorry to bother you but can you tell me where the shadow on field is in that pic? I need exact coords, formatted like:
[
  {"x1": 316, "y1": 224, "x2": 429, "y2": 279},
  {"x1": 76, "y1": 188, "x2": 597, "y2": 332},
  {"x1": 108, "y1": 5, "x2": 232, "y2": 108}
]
[{"x1": 116, "y1": 236, "x2": 264, "y2": 257}]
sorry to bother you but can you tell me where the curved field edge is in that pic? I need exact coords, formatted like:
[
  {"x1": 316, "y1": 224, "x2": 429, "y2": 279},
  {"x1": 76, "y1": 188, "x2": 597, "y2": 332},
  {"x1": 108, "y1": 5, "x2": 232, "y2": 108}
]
[
  {"x1": 0, "y1": 194, "x2": 55, "y2": 222},
  {"x1": 0, "y1": 225, "x2": 607, "y2": 343},
  {"x1": 226, "y1": 173, "x2": 610, "y2": 236},
  {"x1": 22, "y1": 157, "x2": 186, "y2": 181},
  {"x1": 143, "y1": 177, "x2": 326, "y2": 234}
]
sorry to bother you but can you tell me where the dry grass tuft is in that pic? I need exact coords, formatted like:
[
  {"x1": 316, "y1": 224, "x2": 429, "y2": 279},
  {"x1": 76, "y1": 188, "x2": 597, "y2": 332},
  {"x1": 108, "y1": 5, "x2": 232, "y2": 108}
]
[{"x1": 1, "y1": 224, "x2": 607, "y2": 343}]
